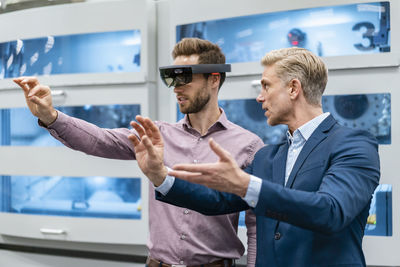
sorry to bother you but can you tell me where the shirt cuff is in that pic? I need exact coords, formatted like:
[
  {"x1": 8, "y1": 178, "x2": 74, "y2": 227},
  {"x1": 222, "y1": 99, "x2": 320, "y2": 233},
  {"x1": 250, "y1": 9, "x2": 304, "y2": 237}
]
[
  {"x1": 154, "y1": 167, "x2": 175, "y2": 196},
  {"x1": 242, "y1": 175, "x2": 262, "y2": 208}
]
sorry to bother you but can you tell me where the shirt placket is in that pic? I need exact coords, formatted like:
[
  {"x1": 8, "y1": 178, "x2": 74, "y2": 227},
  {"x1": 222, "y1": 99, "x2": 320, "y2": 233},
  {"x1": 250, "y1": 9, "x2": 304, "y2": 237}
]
[{"x1": 179, "y1": 131, "x2": 206, "y2": 264}]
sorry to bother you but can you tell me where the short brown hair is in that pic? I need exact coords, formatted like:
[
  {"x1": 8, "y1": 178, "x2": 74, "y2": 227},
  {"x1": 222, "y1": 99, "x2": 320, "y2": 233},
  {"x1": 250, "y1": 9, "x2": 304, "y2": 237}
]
[
  {"x1": 172, "y1": 38, "x2": 226, "y2": 89},
  {"x1": 261, "y1": 47, "x2": 328, "y2": 106}
]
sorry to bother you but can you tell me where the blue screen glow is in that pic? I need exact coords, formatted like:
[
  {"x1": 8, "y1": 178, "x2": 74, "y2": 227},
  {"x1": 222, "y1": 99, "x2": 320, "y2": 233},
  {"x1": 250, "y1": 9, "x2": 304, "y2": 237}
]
[
  {"x1": 0, "y1": 175, "x2": 141, "y2": 219},
  {"x1": 0, "y1": 104, "x2": 141, "y2": 146},
  {"x1": 177, "y1": 2, "x2": 390, "y2": 63},
  {"x1": 0, "y1": 30, "x2": 141, "y2": 79},
  {"x1": 177, "y1": 93, "x2": 391, "y2": 145}
]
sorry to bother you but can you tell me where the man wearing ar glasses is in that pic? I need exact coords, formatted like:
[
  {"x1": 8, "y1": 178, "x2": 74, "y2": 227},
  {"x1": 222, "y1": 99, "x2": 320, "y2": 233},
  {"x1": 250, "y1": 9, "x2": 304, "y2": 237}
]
[{"x1": 14, "y1": 38, "x2": 263, "y2": 267}]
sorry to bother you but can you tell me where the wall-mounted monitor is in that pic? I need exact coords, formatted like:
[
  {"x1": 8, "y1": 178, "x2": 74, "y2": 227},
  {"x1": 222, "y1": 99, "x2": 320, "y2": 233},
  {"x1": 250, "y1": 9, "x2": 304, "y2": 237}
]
[
  {"x1": 0, "y1": 0, "x2": 156, "y2": 88},
  {"x1": 177, "y1": 92, "x2": 391, "y2": 145},
  {"x1": 177, "y1": 2, "x2": 390, "y2": 63},
  {"x1": 0, "y1": 104, "x2": 141, "y2": 146},
  {"x1": 0, "y1": 30, "x2": 141, "y2": 79},
  {"x1": 0, "y1": 175, "x2": 141, "y2": 220}
]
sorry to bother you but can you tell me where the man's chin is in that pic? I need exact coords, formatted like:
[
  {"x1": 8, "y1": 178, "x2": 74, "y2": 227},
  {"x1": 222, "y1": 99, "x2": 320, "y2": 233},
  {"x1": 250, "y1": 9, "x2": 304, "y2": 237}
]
[
  {"x1": 266, "y1": 117, "x2": 275, "y2": 126},
  {"x1": 178, "y1": 106, "x2": 188, "y2": 114}
]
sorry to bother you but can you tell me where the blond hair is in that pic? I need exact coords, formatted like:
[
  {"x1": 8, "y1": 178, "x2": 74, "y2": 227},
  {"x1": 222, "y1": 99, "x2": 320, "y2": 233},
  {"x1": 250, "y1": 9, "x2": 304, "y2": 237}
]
[{"x1": 261, "y1": 47, "x2": 327, "y2": 106}]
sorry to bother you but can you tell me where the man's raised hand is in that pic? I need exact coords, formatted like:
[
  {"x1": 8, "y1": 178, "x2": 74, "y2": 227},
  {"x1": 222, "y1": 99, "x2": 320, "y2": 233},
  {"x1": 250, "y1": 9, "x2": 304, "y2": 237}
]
[
  {"x1": 128, "y1": 116, "x2": 167, "y2": 186},
  {"x1": 13, "y1": 76, "x2": 57, "y2": 126}
]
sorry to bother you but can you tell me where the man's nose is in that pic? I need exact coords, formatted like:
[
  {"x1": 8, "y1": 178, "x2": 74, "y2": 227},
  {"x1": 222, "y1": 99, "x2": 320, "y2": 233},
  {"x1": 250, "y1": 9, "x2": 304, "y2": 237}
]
[
  {"x1": 173, "y1": 86, "x2": 184, "y2": 93},
  {"x1": 256, "y1": 93, "x2": 265, "y2": 103}
]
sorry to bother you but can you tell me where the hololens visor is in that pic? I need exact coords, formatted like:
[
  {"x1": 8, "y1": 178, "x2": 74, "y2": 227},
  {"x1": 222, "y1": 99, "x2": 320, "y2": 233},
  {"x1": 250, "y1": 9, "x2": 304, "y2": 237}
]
[{"x1": 159, "y1": 64, "x2": 231, "y2": 88}]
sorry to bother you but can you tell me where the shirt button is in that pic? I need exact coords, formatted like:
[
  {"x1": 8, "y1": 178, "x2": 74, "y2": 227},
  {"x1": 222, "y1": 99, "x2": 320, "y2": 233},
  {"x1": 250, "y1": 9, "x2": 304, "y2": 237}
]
[
  {"x1": 180, "y1": 260, "x2": 184, "y2": 264},
  {"x1": 199, "y1": 137, "x2": 203, "y2": 141},
  {"x1": 193, "y1": 159, "x2": 198, "y2": 163},
  {"x1": 274, "y1": 232, "x2": 281, "y2": 240},
  {"x1": 184, "y1": 209, "x2": 189, "y2": 215},
  {"x1": 180, "y1": 234, "x2": 186, "y2": 240},
  {"x1": 251, "y1": 201, "x2": 256, "y2": 207}
]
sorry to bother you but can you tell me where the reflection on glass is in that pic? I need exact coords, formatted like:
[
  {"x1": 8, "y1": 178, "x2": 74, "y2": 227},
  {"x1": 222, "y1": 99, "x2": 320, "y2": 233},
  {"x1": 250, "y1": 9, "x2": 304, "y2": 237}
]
[
  {"x1": 177, "y1": 2, "x2": 390, "y2": 63},
  {"x1": 365, "y1": 184, "x2": 392, "y2": 236},
  {"x1": 0, "y1": 175, "x2": 141, "y2": 219},
  {"x1": 176, "y1": 92, "x2": 390, "y2": 145},
  {"x1": 0, "y1": 30, "x2": 141, "y2": 79},
  {"x1": 0, "y1": 104, "x2": 141, "y2": 146}
]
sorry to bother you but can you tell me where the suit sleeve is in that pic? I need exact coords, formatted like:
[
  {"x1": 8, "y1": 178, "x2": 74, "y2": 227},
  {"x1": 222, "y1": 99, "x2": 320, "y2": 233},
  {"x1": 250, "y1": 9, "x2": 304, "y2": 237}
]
[
  {"x1": 156, "y1": 178, "x2": 249, "y2": 215},
  {"x1": 253, "y1": 130, "x2": 380, "y2": 234},
  {"x1": 156, "y1": 138, "x2": 262, "y2": 215}
]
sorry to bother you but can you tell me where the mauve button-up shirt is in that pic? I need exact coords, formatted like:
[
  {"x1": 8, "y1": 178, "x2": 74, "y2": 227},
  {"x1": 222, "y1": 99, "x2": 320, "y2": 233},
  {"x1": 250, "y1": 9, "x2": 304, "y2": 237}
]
[{"x1": 45, "y1": 109, "x2": 264, "y2": 266}]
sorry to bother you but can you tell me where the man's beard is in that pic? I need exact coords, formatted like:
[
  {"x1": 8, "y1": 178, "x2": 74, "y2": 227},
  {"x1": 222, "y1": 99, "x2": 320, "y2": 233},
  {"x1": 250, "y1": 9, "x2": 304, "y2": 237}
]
[{"x1": 180, "y1": 87, "x2": 210, "y2": 114}]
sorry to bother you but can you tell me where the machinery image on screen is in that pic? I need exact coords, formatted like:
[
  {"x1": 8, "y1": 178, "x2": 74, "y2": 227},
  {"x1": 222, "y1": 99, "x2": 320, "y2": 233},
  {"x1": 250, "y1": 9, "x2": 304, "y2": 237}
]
[
  {"x1": 0, "y1": 175, "x2": 142, "y2": 220},
  {"x1": 177, "y1": 92, "x2": 391, "y2": 145},
  {"x1": 0, "y1": 30, "x2": 141, "y2": 79},
  {"x1": 176, "y1": 2, "x2": 390, "y2": 63},
  {"x1": 322, "y1": 93, "x2": 391, "y2": 144},
  {"x1": 0, "y1": 104, "x2": 141, "y2": 146}
]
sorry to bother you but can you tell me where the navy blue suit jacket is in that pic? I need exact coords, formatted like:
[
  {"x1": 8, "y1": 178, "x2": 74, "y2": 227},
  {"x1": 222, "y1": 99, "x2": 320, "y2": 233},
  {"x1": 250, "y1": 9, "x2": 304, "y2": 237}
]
[{"x1": 158, "y1": 115, "x2": 380, "y2": 267}]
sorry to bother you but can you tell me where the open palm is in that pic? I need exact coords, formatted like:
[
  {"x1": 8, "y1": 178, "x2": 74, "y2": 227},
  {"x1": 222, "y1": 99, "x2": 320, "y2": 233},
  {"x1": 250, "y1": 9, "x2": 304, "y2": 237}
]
[{"x1": 129, "y1": 116, "x2": 167, "y2": 186}]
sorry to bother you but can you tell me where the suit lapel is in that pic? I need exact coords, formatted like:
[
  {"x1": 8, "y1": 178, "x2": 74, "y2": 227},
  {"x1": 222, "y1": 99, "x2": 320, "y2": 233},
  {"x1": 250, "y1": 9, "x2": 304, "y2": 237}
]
[
  {"x1": 285, "y1": 115, "x2": 337, "y2": 188},
  {"x1": 272, "y1": 142, "x2": 288, "y2": 186}
]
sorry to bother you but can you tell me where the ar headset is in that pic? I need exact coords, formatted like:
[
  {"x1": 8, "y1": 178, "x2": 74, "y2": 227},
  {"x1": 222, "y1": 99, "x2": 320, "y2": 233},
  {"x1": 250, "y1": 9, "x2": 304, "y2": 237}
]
[{"x1": 159, "y1": 64, "x2": 231, "y2": 88}]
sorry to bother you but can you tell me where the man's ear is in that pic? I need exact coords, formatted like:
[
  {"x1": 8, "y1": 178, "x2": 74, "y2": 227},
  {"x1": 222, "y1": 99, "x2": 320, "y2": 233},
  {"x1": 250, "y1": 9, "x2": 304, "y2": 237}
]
[
  {"x1": 210, "y1": 73, "x2": 221, "y2": 89},
  {"x1": 288, "y1": 79, "x2": 302, "y2": 100}
]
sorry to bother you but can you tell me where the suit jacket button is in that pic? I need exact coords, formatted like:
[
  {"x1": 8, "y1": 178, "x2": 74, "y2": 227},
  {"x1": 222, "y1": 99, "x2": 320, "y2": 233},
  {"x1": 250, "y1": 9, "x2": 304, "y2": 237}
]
[{"x1": 274, "y1": 232, "x2": 281, "y2": 240}]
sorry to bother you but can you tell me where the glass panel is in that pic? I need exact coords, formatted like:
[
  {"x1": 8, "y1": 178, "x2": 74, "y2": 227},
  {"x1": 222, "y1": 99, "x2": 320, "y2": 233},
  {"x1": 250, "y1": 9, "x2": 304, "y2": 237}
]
[
  {"x1": 177, "y1": 92, "x2": 390, "y2": 145},
  {"x1": 0, "y1": 175, "x2": 141, "y2": 219},
  {"x1": 0, "y1": 104, "x2": 141, "y2": 146},
  {"x1": 177, "y1": 2, "x2": 390, "y2": 63},
  {"x1": 365, "y1": 184, "x2": 392, "y2": 236},
  {"x1": 322, "y1": 93, "x2": 391, "y2": 144},
  {"x1": 0, "y1": 30, "x2": 141, "y2": 79}
]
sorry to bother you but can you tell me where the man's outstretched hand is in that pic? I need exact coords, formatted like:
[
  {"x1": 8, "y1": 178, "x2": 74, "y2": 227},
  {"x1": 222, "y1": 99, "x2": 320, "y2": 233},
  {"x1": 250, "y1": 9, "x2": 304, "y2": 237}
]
[
  {"x1": 129, "y1": 116, "x2": 167, "y2": 186},
  {"x1": 168, "y1": 138, "x2": 251, "y2": 197}
]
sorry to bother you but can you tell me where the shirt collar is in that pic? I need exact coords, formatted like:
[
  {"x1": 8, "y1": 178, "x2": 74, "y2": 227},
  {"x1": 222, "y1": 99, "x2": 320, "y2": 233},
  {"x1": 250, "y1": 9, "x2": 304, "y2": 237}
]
[
  {"x1": 286, "y1": 112, "x2": 330, "y2": 144},
  {"x1": 179, "y1": 107, "x2": 229, "y2": 132}
]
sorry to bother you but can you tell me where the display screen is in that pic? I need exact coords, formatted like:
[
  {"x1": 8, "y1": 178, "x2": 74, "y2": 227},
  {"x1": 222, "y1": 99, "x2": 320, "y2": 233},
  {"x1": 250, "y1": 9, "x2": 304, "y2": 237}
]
[
  {"x1": 0, "y1": 30, "x2": 141, "y2": 79},
  {"x1": 365, "y1": 184, "x2": 392, "y2": 236},
  {"x1": 0, "y1": 175, "x2": 141, "y2": 219},
  {"x1": 0, "y1": 104, "x2": 141, "y2": 146},
  {"x1": 177, "y1": 2, "x2": 390, "y2": 62},
  {"x1": 177, "y1": 92, "x2": 390, "y2": 145},
  {"x1": 322, "y1": 93, "x2": 391, "y2": 144}
]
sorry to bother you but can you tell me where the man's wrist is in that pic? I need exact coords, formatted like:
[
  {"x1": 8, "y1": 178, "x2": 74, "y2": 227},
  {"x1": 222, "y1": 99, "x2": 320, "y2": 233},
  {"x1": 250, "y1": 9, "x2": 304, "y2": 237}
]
[
  {"x1": 151, "y1": 166, "x2": 168, "y2": 187},
  {"x1": 237, "y1": 172, "x2": 251, "y2": 197},
  {"x1": 40, "y1": 109, "x2": 58, "y2": 127},
  {"x1": 242, "y1": 175, "x2": 262, "y2": 208}
]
